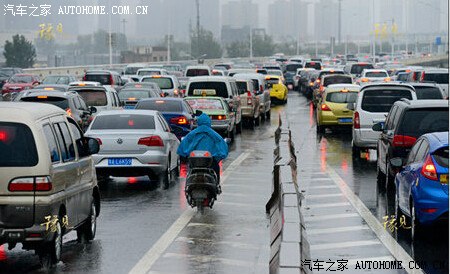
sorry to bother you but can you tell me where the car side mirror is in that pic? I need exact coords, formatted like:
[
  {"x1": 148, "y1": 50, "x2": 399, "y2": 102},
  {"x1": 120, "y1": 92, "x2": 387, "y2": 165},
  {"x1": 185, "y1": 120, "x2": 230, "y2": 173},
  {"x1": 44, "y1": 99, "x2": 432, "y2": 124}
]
[
  {"x1": 89, "y1": 106, "x2": 97, "y2": 114},
  {"x1": 372, "y1": 122, "x2": 384, "y2": 132},
  {"x1": 346, "y1": 103, "x2": 355, "y2": 110},
  {"x1": 390, "y1": 157, "x2": 404, "y2": 169},
  {"x1": 87, "y1": 137, "x2": 100, "y2": 155},
  {"x1": 195, "y1": 110, "x2": 203, "y2": 116}
]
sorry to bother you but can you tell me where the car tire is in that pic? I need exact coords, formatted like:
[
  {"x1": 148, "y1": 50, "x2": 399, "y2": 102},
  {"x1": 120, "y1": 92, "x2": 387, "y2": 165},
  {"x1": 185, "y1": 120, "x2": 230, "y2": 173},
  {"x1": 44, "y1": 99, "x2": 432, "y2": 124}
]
[
  {"x1": 254, "y1": 115, "x2": 260, "y2": 127},
  {"x1": 161, "y1": 162, "x2": 171, "y2": 190},
  {"x1": 351, "y1": 144, "x2": 361, "y2": 158},
  {"x1": 77, "y1": 199, "x2": 97, "y2": 243},
  {"x1": 316, "y1": 125, "x2": 325, "y2": 133},
  {"x1": 39, "y1": 217, "x2": 63, "y2": 269},
  {"x1": 410, "y1": 200, "x2": 422, "y2": 241}
]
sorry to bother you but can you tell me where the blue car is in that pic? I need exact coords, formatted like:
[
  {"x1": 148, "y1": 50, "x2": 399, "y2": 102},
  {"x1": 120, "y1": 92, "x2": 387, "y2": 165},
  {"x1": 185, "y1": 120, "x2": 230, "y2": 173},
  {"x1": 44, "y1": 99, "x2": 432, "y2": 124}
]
[
  {"x1": 392, "y1": 132, "x2": 449, "y2": 239},
  {"x1": 134, "y1": 98, "x2": 196, "y2": 140}
]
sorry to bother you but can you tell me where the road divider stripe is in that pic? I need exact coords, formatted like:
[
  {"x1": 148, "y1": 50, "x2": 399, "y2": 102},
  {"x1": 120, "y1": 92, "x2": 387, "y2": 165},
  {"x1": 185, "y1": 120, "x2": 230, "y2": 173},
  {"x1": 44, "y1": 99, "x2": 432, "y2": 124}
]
[
  {"x1": 129, "y1": 151, "x2": 250, "y2": 274},
  {"x1": 307, "y1": 193, "x2": 343, "y2": 198},
  {"x1": 326, "y1": 165, "x2": 424, "y2": 274},
  {"x1": 307, "y1": 225, "x2": 370, "y2": 235},
  {"x1": 310, "y1": 240, "x2": 381, "y2": 251},
  {"x1": 305, "y1": 202, "x2": 351, "y2": 208},
  {"x1": 307, "y1": 185, "x2": 338, "y2": 189},
  {"x1": 304, "y1": 213, "x2": 360, "y2": 221}
]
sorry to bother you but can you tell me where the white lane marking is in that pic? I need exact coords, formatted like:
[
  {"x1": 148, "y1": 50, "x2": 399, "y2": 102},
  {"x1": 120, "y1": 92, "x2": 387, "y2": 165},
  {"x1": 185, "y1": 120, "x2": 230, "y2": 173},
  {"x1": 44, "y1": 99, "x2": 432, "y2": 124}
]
[
  {"x1": 305, "y1": 213, "x2": 359, "y2": 221},
  {"x1": 162, "y1": 253, "x2": 264, "y2": 267},
  {"x1": 305, "y1": 202, "x2": 351, "y2": 208},
  {"x1": 219, "y1": 201, "x2": 261, "y2": 208},
  {"x1": 310, "y1": 240, "x2": 381, "y2": 251},
  {"x1": 307, "y1": 185, "x2": 338, "y2": 189},
  {"x1": 326, "y1": 165, "x2": 424, "y2": 274},
  {"x1": 346, "y1": 256, "x2": 395, "y2": 266},
  {"x1": 175, "y1": 236, "x2": 260, "y2": 250},
  {"x1": 129, "y1": 151, "x2": 251, "y2": 274},
  {"x1": 307, "y1": 225, "x2": 370, "y2": 235},
  {"x1": 307, "y1": 193, "x2": 343, "y2": 198}
]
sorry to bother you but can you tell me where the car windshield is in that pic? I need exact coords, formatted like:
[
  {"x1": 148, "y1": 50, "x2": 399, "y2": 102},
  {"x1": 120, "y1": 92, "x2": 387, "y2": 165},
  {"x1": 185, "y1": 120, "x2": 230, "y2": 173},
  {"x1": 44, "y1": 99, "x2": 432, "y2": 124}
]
[
  {"x1": 423, "y1": 73, "x2": 449, "y2": 84},
  {"x1": 285, "y1": 64, "x2": 303, "y2": 72},
  {"x1": 365, "y1": 71, "x2": 388, "y2": 78},
  {"x1": 138, "y1": 70, "x2": 161, "y2": 76},
  {"x1": 186, "y1": 98, "x2": 224, "y2": 110},
  {"x1": 399, "y1": 108, "x2": 448, "y2": 138},
  {"x1": 324, "y1": 76, "x2": 352, "y2": 86},
  {"x1": 268, "y1": 70, "x2": 282, "y2": 76},
  {"x1": 76, "y1": 90, "x2": 107, "y2": 106},
  {"x1": 141, "y1": 77, "x2": 174, "y2": 89},
  {"x1": 433, "y1": 147, "x2": 449, "y2": 168},
  {"x1": 361, "y1": 89, "x2": 413, "y2": 112},
  {"x1": 186, "y1": 69, "x2": 209, "y2": 77},
  {"x1": 9, "y1": 75, "x2": 32, "y2": 83},
  {"x1": 414, "y1": 87, "x2": 443, "y2": 99},
  {"x1": 351, "y1": 64, "x2": 374, "y2": 74},
  {"x1": 42, "y1": 76, "x2": 71, "y2": 85},
  {"x1": 136, "y1": 100, "x2": 182, "y2": 112},
  {"x1": 84, "y1": 74, "x2": 111, "y2": 85},
  {"x1": 187, "y1": 82, "x2": 228, "y2": 98},
  {"x1": 0, "y1": 122, "x2": 38, "y2": 167},
  {"x1": 163, "y1": 65, "x2": 180, "y2": 71},
  {"x1": 326, "y1": 92, "x2": 358, "y2": 103},
  {"x1": 124, "y1": 67, "x2": 144, "y2": 75},
  {"x1": 91, "y1": 114, "x2": 155, "y2": 130},
  {"x1": 21, "y1": 96, "x2": 70, "y2": 109},
  {"x1": 118, "y1": 90, "x2": 150, "y2": 100}
]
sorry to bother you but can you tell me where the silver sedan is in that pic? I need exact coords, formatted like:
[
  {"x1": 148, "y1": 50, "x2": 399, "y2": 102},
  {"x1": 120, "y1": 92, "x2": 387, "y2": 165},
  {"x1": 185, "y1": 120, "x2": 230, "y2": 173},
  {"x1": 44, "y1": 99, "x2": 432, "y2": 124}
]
[{"x1": 85, "y1": 109, "x2": 180, "y2": 188}]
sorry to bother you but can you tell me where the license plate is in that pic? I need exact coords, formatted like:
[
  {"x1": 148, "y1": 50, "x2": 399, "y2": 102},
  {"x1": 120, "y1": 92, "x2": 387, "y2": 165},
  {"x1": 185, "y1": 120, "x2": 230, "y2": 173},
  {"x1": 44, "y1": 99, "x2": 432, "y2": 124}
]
[
  {"x1": 440, "y1": 174, "x2": 448, "y2": 184},
  {"x1": 339, "y1": 118, "x2": 352, "y2": 123},
  {"x1": 108, "y1": 158, "x2": 132, "y2": 166}
]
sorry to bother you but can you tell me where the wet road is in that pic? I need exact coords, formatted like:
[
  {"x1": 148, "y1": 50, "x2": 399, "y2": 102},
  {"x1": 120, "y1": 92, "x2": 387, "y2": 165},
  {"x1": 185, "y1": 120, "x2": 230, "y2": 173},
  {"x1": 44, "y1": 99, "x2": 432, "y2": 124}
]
[{"x1": 0, "y1": 91, "x2": 448, "y2": 274}]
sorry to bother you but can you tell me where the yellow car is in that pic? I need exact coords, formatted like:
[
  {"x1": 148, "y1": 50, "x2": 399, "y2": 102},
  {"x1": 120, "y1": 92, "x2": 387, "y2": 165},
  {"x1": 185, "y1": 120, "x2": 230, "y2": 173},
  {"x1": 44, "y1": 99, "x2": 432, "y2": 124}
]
[
  {"x1": 316, "y1": 84, "x2": 361, "y2": 133},
  {"x1": 266, "y1": 76, "x2": 288, "y2": 104}
]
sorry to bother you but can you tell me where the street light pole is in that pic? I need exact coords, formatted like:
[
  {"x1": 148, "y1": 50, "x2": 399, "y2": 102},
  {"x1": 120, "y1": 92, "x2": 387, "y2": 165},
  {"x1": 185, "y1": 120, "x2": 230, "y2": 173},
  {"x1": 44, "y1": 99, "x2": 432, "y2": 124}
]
[
  {"x1": 338, "y1": 0, "x2": 342, "y2": 45},
  {"x1": 371, "y1": 0, "x2": 376, "y2": 62},
  {"x1": 195, "y1": 0, "x2": 200, "y2": 58},
  {"x1": 108, "y1": 0, "x2": 112, "y2": 67}
]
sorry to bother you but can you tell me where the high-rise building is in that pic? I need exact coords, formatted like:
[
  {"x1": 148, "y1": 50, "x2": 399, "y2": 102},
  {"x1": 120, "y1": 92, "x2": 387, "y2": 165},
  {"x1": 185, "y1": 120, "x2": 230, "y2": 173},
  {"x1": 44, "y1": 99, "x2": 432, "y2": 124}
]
[
  {"x1": 267, "y1": 0, "x2": 308, "y2": 41},
  {"x1": 313, "y1": 0, "x2": 338, "y2": 41},
  {"x1": 222, "y1": 0, "x2": 259, "y2": 29}
]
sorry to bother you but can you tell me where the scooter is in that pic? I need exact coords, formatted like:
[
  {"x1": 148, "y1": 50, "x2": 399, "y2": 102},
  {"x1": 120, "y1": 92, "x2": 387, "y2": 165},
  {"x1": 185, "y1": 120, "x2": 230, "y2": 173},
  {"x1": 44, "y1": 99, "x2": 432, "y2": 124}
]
[{"x1": 185, "y1": 150, "x2": 219, "y2": 213}]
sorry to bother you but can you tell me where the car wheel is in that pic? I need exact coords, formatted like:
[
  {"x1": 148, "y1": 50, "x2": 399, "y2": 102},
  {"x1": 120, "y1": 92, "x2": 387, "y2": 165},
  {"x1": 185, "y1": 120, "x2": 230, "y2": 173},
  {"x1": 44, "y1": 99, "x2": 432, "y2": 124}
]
[
  {"x1": 160, "y1": 162, "x2": 171, "y2": 190},
  {"x1": 266, "y1": 109, "x2": 271, "y2": 120},
  {"x1": 77, "y1": 199, "x2": 97, "y2": 243},
  {"x1": 316, "y1": 125, "x2": 325, "y2": 133},
  {"x1": 254, "y1": 115, "x2": 260, "y2": 126},
  {"x1": 351, "y1": 144, "x2": 361, "y2": 158},
  {"x1": 39, "y1": 217, "x2": 63, "y2": 269},
  {"x1": 385, "y1": 161, "x2": 395, "y2": 192},
  {"x1": 410, "y1": 200, "x2": 422, "y2": 241}
]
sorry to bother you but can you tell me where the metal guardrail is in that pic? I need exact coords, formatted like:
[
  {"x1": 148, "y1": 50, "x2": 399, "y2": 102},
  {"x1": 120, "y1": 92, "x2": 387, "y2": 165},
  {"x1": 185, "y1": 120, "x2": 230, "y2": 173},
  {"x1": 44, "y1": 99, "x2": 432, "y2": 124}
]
[{"x1": 267, "y1": 113, "x2": 310, "y2": 274}]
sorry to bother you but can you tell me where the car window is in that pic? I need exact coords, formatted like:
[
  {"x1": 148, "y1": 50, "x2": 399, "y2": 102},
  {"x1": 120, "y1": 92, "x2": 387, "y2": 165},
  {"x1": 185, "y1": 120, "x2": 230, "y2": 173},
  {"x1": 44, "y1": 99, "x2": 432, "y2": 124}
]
[
  {"x1": 385, "y1": 106, "x2": 398, "y2": 131},
  {"x1": 57, "y1": 122, "x2": 76, "y2": 161},
  {"x1": 236, "y1": 81, "x2": 248, "y2": 94},
  {"x1": 157, "y1": 114, "x2": 170, "y2": 132},
  {"x1": 0, "y1": 122, "x2": 38, "y2": 167},
  {"x1": 43, "y1": 124, "x2": 61, "y2": 163},
  {"x1": 141, "y1": 77, "x2": 174, "y2": 89},
  {"x1": 433, "y1": 147, "x2": 449, "y2": 168},
  {"x1": 73, "y1": 97, "x2": 81, "y2": 109},
  {"x1": 414, "y1": 87, "x2": 443, "y2": 99},
  {"x1": 91, "y1": 114, "x2": 156, "y2": 130},
  {"x1": 119, "y1": 90, "x2": 152, "y2": 100},
  {"x1": 407, "y1": 140, "x2": 422, "y2": 164},
  {"x1": 21, "y1": 96, "x2": 70, "y2": 110},
  {"x1": 365, "y1": 71, "x2": 388, "y2": 78},
  {"x1": 84, "y1": 74, "x2": 111, "y2": 85},
  {"x1": 183, "y1": 101, "x2": 194, "y2": 114},
  {"x1": 76, "y1": 90, "x2": 108, "y2": 106},
  {"x1": 398, "y1": 108, "x2": 449, "y2": 138},
  {"x1": 188, "y1": 81, "x2": 229, "y2": 98},
  {"x1": 414, "y1": 140, "x2": 429, "y2": 163},
  {"x1": 286, "y1": 64, "x2": 303, "y2": 72},
  {"x1": 351, "y1": 64, "x2": 374, "y2": 75},
  {"x1": 361, "y1": 89, "x2": 413, "y2": 113},
  {"x1": 186, "y1": 69, "x2": 209, "y2": 77},
  {"x1": 78, "y1": 96, "x2": 88, "y2": 110},
  {"x1": 423, "y1": 73, "x2": 449, "y2": 84},
  {"x1": 324, "y1": 76, "x2": 352, "y2": 86},
  {"x1": 136, "y1": 100, "x2": 182, "y2": 112},
  {"x1": 185, "y1": 98, "x2": 224, "y2": 110},
  {"x1": 325, "y1": 92, "x2": 358, "y2": 103}
]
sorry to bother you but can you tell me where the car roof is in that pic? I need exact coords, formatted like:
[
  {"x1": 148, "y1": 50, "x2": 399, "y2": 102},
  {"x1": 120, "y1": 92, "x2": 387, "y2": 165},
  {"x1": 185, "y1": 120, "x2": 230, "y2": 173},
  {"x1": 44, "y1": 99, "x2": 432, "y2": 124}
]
[
  {"x1": 187, "y1": 76, "x2": 234, "y2": 82},
  {"x1": 21, "y1": 90, "x2": 76, "y2": 98},
  {"x1": 0, "y1": 102, "x2": 66, "y2": 123},
  {"x1": 326, "y1": 84, "x2": 360, "y2": 91},
  {"x1": 397, "y1": 99, "x2": 449, "y2": 109},
  {"x1": 139, "y1": 97, "x2": 184, "y2": 102},
  {"x1": 231, "y1": 73, "x2": 264, "y2": 80},
  {"x1": 360, "y1": 82, "x2": 415, "y2": 91},
  {"x1": 85, "y1": 70, "x2": 118, "y2": 75},
  {"x1": 95, "y1": 109, "x2": 159, "y2": 116},
  {"x1": 186, "y1": 65, "x2": 210, "y2": 69},
  {"x1": 422, "y1": 132, "x2": 449, "y2": 152},
  {"x1": 185, "y1": 96, "x2": 225, "y2": 101}
]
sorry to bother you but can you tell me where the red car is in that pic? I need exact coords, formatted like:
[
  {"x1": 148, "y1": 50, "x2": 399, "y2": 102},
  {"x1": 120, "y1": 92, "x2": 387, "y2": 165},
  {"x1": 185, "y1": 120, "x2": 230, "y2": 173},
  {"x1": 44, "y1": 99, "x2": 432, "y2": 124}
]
[{"x1": 1, "y1": 74, "x2": 40, "y2": 95}]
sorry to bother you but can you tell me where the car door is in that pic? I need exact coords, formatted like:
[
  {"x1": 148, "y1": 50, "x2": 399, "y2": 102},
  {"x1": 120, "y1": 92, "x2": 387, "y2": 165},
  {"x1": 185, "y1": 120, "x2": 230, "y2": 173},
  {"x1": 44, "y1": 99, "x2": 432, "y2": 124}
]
[
  {"x1": 157, "y1": 114, "x2": 178, "y2": 170},
  {"x1": 378, "y1": 105, "x2": 398, "y2": 173}
]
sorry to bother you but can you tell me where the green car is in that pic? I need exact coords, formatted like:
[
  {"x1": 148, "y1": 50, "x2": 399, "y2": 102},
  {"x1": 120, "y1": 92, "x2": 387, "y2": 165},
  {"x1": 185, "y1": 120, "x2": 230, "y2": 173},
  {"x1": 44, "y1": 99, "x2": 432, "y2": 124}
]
[{"x1": 184, "y1": 96, "x2": 236, "y2": 140}]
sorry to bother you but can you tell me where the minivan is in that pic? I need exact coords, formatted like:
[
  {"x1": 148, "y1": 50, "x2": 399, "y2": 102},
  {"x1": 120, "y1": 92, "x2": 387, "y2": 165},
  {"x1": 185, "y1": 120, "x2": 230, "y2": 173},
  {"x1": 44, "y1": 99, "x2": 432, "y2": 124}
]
[{"x1": 69, "y1": 84, "x2": 122, "y2": 113}]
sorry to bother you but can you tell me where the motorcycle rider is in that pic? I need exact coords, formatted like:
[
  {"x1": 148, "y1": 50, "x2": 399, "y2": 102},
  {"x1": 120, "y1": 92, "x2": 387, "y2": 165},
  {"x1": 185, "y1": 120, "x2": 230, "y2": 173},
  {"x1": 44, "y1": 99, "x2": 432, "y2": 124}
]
[{"x1": 177, "y1": 113, "x2": 228, "y2": 191}]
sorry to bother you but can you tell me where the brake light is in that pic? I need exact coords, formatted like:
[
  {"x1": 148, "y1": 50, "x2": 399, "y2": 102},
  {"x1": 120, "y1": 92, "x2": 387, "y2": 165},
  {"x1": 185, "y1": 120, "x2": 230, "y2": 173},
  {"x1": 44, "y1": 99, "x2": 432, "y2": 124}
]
[
  {"x1": 309, "y1": 82, "x2": 314, "y2": 86},
  {"x1": 109, "y1": 75, "x2": 114, "y2": 85},
  {"x1": 392, "y1": 135, "x2": 417, "y2": 147},
  {"x1": 354, "y1": 111, "x2": 360, "y2": 129},
  {"x1": 316, "y1": 79, "x2": 320, "y2": 83},
  {"x1": 420, "y1": 72, "x2": 425, "y2": 82},
  {"x1": 170, "y1": 116, "x2": 188, "y2": 125},
  {"x1": 0, "y1": 131, "x2": 8, "y2": 142},
  {"x1": 138, "y1": 135, "x2": 164, "y2": 147},
  {"x1": 260, "y1": 85, "x2": 263, "y2": 92},
  {"x1": 321, "y1": 104, "x2": 331, "y2": 111},
  {"x1": 421, "y1": 155, "x2": 438, "y2": 181},
  {"x1": 8, "y1": 177, "x2": 52, "y2": 192},
  {"x1": 247, "y1": 91, "x2": 252, "y2": 105},
  {"x1": 66, "y1": 108, "x2": 72, "y2": 117},
  {"x1": 361, "y1": 78, "x2": 369, "y2": 82},
  {"x1": 83, "y1": 75, "x2": 87, "y2": 81},
  {"x1": 212, "y1": 115, "x2": 226, "y2": 120},
  {"x1": 174, "y1": 89, "x2": 179, "y2": 95}
]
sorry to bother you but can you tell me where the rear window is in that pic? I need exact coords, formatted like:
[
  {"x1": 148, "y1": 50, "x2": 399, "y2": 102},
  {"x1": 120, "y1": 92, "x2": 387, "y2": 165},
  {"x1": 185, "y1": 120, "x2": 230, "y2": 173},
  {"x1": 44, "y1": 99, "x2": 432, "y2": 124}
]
[
  {"x1": 0, "y1": 122, "x2": 38, "y2": 167},
  {"x1": 324, "y1": 76, "x2": 352, "y2": 86},
  {"x1": 135, "y1": 100, "x2": 182, "y2": 112},
  {"x1": 351, "y1": 64, "x2": 374, "y2": 75},
  {"x1": 124, "y1": 67, "x2": 143, "y2": 75},
  {"x1": 414, "y1": 87, "x2": 443, "y2": 99},
  {"x1": 21, "y1": 96, "x2": 70, "y2": 110},
  {"x1": 42, "y1": 76, "x2": 71, "y2": 85},
  {"x1": 251, "y1": 79, "x2": 259, "y2": 91},
  {"x1": 141, "y1": 77, "x2": 174, "y2": 89},
  {"x1": 187, "y1": 82, "x2": 228, "y2": 98},
  {"x1": 118, "y1": 90, "x2": 151, "y2": 101},
  {"x1": 9, "y1": 75, "x2": 33, "y2": 83},
  {"x1": 76, "y1": 90, "x2": 107, "y2": 106},
  {"x1": 266, "y1": 78, "x2": 280, "y2": 85},
  {"x1": 286, "y1": 64, "x2": 303, "y2": 72},
  {"x1": 186, "y1": 69, "x2": 209, "y2": 77},
  {"x1": 319, "y1": 71, "x2": 345, "y2": 79},
  {"x1": 305, "y1": 62, "x2": 321, "y2": 70},
  {"x1": 236, "y1": 81, "x2": 248, "y2": 94},
  {"x1": 84, "y1": 74, "x2": 111, "y2": 85},
  {"x1": 361, "y1": 89, "x2": 413, "y2": 112},
  {"x1": 138, "y1": 70, "x2": 161, "y2": 76},
  {"x1": 91, "y1": 114, "x2": 155, "y2": 130},
  {"x1": 398, "y1": 108, "x2": 448, "y2": 137},
  {"x1": 326, "y1": 92, "x2": 358, "y2": 103},
  {"x1": 423, "y1": 73, "x2": 449, "y2": 84},
  {"x1": 185, "y1": 98, "x2": 224, "y2": 110},
  {"x1": 433, "y1": 147, "x2": 449, "y2": 168},
  {"x1": 365, "y1": 71, "x2": 388, "y2": 78}
]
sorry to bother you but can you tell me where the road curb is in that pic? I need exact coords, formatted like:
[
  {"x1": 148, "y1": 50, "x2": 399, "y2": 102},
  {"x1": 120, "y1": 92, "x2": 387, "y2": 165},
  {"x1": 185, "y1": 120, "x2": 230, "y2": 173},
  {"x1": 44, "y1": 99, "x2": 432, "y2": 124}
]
[{"x1": 267, "y1": 112, "x2": 311, "y2": 274}]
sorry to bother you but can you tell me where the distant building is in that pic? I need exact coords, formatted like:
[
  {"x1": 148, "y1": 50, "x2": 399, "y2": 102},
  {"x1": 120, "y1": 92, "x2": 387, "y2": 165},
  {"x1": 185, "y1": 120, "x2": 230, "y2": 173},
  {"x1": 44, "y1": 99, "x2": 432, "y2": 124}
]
[
  {"x1": 222, "y1": 0, "x2": 259, "y2": 29},
  {"x1": 313, "y1": 0, "x2": 338, "y2": 41},
  {"x1": 221, "y1": 25, "x2": 251, "y2": 44},
  {"x1": 267, "y1": 0, "x2": 308, "y2": 41},
  {"x1": 121, "y1": 46, "x2": 168, "y2": 63}
]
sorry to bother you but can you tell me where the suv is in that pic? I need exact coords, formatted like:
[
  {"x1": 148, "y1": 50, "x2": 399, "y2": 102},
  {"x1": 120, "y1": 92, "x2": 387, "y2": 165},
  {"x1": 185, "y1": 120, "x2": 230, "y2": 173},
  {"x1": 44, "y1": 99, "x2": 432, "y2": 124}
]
[
  {"x1": 409, "y1": 83, "x2": 444, "y2": 100},
  {"x1": 186, "y1": 76, "x2": 242, "y2": 132},
  {"x1": 374, "y1": 99, "x2": 448, "y2": 188},
  {"x1": 351, "y1": 83, "x2": 417, "y2": 156},
  {"x1": 141, "y1": 75, "x2": 182, "y2": 97},
  {"x1": 419, "y1": 68, "x2": 449, "y2": 98},
  {"x1": 19, "y1": 90, "x2": 94, "y2": 131},
  {"x1": 344, "y1": 62, "x2": 375, "y2": 77},
  {"x1": 82, "y1": 70, "x2": 124, "y2": 91},
  {"x1": 68, "y1": 84, "x2": 121, "y2": 113},
  {"x1": 0, "y1": 102, "x2": 100, "y2": 267}
]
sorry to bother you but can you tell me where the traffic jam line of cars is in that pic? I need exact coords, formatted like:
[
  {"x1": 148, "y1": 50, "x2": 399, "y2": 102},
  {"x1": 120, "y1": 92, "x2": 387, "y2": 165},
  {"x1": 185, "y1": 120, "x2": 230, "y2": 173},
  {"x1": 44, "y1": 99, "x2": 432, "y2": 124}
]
[{"x1": 0, "y1": 61, "x2": 291, "y2": 268}]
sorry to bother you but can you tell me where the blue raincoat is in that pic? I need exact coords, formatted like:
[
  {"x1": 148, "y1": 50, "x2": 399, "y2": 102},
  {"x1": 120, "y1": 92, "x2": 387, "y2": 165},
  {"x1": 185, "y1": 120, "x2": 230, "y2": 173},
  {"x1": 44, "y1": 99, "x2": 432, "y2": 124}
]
[{"x1": 177, "y1": 113, "x2": 228, "y2": 161}]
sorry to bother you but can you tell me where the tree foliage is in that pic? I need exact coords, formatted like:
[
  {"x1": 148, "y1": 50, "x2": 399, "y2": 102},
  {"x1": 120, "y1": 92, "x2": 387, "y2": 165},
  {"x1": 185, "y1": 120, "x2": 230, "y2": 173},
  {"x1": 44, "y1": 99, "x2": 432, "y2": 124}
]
[
  {"x1": 253, "y1": 34, "x2": 275, "y2": 57},
  {"x1": 190, "y1": 27, "x2": 223, "y2": 59},
  {"x1": 3, "y1": 34, "x2": 36, "y2": 68},
  {"x1": 226, "y1": 41, "x2": 250, "y2": 58}
]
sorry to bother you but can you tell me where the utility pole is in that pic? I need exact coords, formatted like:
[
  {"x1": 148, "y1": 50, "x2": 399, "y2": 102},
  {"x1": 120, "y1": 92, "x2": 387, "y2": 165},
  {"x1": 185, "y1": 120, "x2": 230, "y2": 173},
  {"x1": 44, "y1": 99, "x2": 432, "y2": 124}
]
[
  {"x1": 338, "y1": 0, "x2": 342, "y2": 44},
  {"x1": 249, "y1": 6, "x2": 253, "y2": 59},
  {"x1": 121, "y1": 19, "x2": 127, "y2": 35},
  {"x1": 371, "y1": 0, "x2": 376, "y2": 63},
  {"x1": 195, "y1": 0, "x2": 200, "y2": 58},
  {"x1": 108, "y1": 0, "x2": 112, "y2": 67}
]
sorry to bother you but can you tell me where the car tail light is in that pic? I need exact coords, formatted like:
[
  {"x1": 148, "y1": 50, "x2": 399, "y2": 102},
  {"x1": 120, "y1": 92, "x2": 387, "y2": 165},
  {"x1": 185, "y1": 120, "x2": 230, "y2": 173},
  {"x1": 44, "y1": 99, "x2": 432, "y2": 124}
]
[
  {"x1": 170, "y1": 116, "x2": 188, "y2": 125},
  {"x1": 8, "y1": 176, "x2": 52, "y2": 192},
  {"x1": 392, "y1": 135, "x2": 417, "y2": 147},
  {"x1": 421, "y1": 155, "x2": 438, "y2": 181},
  {"x1": 83, "y1": 75, "x2": 87, "y2": 81},
  {"x1": 110, "y1": 75, "x2": 114, "y2": 85},
  {"x1": 0, "y1": 130, "x2": 8, "y2": 142},
  {"x1": 260, "y1": 85, "x2": 264, "y2": 92},
  {"x1": 354, "y1": 111, "x2": 360, "y2": 129},
  {"x1": 309, "y1": 82, "x2": 314, "y2": 86},
  {"x1": 384, "y1": 77, "x2": 391, "y2": 82},
  {"x1": 211, "y1": 115, "x2": 226, "y2": 120},
  {"x1": 316, "y1": 79, "x2": 320, "y2": 83},
  {"x1": 174, "y1": 89, "x2": 179, "y2": 96},
  {"x1": 138, "y1": 135, "x2": 164, "y2": 147},
  {"x1": 361, "y1": 78, "x2": 369, "y2": 82},
  {"x1": 247, "y1": 91, "x2": 252, "y2": 105},
  {"x1": 321, "y1": 104, "x2": 331, "y2": 111},
  {"x1": 66, "y1": 108, "x2": 72, "y2": 117}
]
